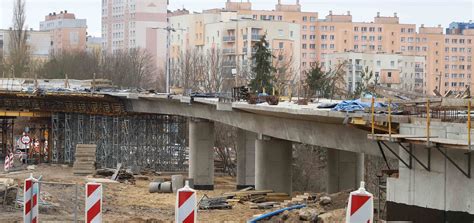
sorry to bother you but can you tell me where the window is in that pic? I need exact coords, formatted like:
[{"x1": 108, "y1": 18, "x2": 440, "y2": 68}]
[
  {"x1": 302, "y1": 44, "x2": 307, "y2": 49},
  {"x1": 377, "y1": 61, "x2": 381, "y2": 66},
  {"x1": 330, "y1": 35, "x2": 335, "y2": 40},
  {"x1": 369, "y1": 27, "x2": 375, "y2": 32},
  {"x1": 278, "y1": 29, "x2": 284, "y2": 37},
  {"x1": 278, "y1": 16, "x2": 283, "y2": 20},
  {"x1": 279, "y1": 42, "x2": 284, "y2": 49},
  {"x1": 303, "y1": 16, "x2": 308, "y2": 21},
  {"x1": 310, "y1": 44, "x2": 316, "y2": 49},
  {"x1": 310, "y1": 26, "x2": 316, "y2": 32},
  {"x1": 362, "y1": 36, "x2": 367, "y2": 41},
  {"x1": 378, "y1": 36, "x2": 383, "y2": 41},
  {"x1": 310, "y1": 17, "x2": 317, "y2": 22},
  {"x1": 310, "y1": 35, "x2": 316, "y2": 40},
  {"x1": 321, "y1": 35, "x2": 327, "y2": 40},
  {"x1": 391, "y1": 61, "x2": 395, "y2": 67},
  {"x1": 388, "y1": 72, "x2": 392, "y2": 77},
  {"x1": 378, "y1": 27, "x2": 382, "y2": 32},
  {"x1": 330, "y1": 44, "x2": 335, "y2": 49},
  {"x1": 354, "y1": 45, "x2": 359, "y2": 50},
  {"x1": 354, "y1": 36, "x2": 359, "y2": 41},
  {"x1": 361, "y1": 27, "x2": 367, "y2": 32},
  {"x1": 302, "y1": 25, "x2": 307, "y2": 30},
  {"x1": 378, "y1": 45, "x2": 382, "y2": 51},
  {"x1": 401, "y1": 28, "x2": 406, "y2": 33},
  {"x1": 401, "y1": 37, "x2": 406, "y2": 42},
  {"x1": 354, "y1": 27, "x2": 359, "y2": 31},
  {"x1": 302, "y1": 35, "x2": 307, "y2": 40}
]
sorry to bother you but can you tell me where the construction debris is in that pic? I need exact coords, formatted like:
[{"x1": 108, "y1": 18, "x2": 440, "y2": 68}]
[
  {"x1": 73, "y1": 144, "x2": 97, "y2": 176},
  {"x1": 199, "y1": 195, "x2": 232, "y2": 210},
  {"x1": 0, "y1": 178, "x2": 18, "y2": 206}
]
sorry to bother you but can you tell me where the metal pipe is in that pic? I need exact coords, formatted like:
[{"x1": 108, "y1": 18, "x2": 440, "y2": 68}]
[
  {"x1": 371, "y1": 97, "x2": 375, "y2": 135},
  {"x1": 388, "y1": 98, "x2": 392, "y2": 139},
  {"x1": 469, "y1": 100, "x2": 471, "y2": 151},
  {"x1": 74, "y1": 183, "x2": 78, "y2": 223},
  {"x1": 427, "y1": 99, "x2": 431, "y2": 146}
]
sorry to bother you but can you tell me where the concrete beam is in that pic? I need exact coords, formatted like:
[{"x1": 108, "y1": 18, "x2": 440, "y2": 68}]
[
  {"x1": 255, "y1": 136, "x2": 292, "y2": 194},
  {"x1": 236, "y1": 129, "x2": 256, "y2": 189},
  {"x1": 130, "y1": 100, "x2": 392, "y2": 158},
  {"x1": 189, "y1": 118, "x2": 215, "y2": 190}
]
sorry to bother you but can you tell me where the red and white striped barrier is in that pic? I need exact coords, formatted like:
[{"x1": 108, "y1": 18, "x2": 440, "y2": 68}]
[
  {"x1": 4, "y1": 152, "x2": 13, "y2": 171},
  {"x1": 175, "y1": 182, "x2": 197, "y2": 223},
  {"x1": 346, "y1": 181, "x2": 374, "y2": 223},
  {"x1": 86, "y1": 182, "x2": 103, "y2": 223},
  {"x1": 24, "y1": 175, "x2": 39, "y2": 223}
]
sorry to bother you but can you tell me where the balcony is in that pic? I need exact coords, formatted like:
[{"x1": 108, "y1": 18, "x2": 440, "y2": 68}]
[
  {"x1": 223, "y1": 48, "x2": 236, "y2": 55},
  {"x1": 223, "y1": 36, "x2": 236, "y2": 42},
  {"x1": 415, "y1": 67, "x2": 424, "y2": 73},
  {"x1": 223, "y1": 61, "x2": 237, "y2": 67},
  {"x1": 251, "y1": 34, "x2": 263, "y2": 41},
  {"x1": 347, "y1": 64, "x2": 364, "y2": 72}
]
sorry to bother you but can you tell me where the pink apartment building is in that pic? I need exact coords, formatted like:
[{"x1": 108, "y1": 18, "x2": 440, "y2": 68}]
[
  {"x1": 39, "y1": 11, "x2": 87, "y2": 54},
  {"x1": 101, "y1": 0, "x2": 168, "y2": 78}
]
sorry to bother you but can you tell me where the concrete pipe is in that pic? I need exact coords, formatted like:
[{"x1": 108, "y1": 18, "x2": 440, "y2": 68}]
[{"x1": 149, "y1": 181, "x2": 173, "y2": 193}]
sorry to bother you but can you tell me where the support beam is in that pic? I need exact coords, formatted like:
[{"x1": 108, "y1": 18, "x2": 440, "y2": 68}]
[
  {"x1": 189, "y1": 118, "x2": 215, "y2": 190},
  {"x1": 255, "y1": 136, "x2": 292, "y2": 194},
  {"x1": 327, "y1": 149, "x2": 365, "y2": 193},
  {"x1": 236, "y1": 129, "x2": 256, "y2": 189}
]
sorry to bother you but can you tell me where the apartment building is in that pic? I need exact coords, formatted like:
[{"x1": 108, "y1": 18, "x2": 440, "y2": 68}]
[
  {"x1": 169, "y1": 11, "x2": 301, "y2": 90},
  {"x1": 324, "y1": 52, "x2": 425, "y2": 93},
  {"x1": 39, "y1": 11, "x2": 87, "y2": 54},
  {"x1": 169, "y1": 0, "x2": 474, "y2": 96},
  {"x1": 0, "y1": 29, "x2": 51, "y2": 61},
  {"x1": 101, "y1": 0, "x2": 168, "y2": 72}
]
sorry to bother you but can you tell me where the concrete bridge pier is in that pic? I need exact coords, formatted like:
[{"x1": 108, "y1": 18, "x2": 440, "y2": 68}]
[
  {"x1": 255, "y1": 135, "x2": 293, "y2": 195},
  {"x1": 189, "y1": 118, "x2": 215, "y2": 190},
  {"x1": 236, "y1": 129, "x2": 256, "y2": 189},
  {"x1": 326, "y1": 148, "x2": 365, "y2": 193}
]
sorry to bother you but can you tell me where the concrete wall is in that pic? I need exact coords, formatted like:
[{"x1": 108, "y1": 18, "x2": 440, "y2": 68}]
[{"x1": 387, "y1": 122, "x2": 474, "y2": 215}]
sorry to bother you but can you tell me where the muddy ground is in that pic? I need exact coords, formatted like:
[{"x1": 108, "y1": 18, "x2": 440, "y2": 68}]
[{"x1": 0, "y1": 164, "x2": 346, "y2": 222}]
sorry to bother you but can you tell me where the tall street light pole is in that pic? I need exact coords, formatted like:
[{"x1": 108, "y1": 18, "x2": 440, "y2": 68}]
[{"x1": 153, "y1": 26, "x2": 185, "y2": 93}]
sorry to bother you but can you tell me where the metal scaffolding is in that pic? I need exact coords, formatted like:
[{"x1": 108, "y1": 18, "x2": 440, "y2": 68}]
[{"x1": 51, "y1": 113, "x2": 188, "y2": 172}]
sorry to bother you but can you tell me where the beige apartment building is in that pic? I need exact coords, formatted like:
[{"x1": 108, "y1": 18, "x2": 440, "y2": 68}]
[
  {"x1": 323, "y1": 52, "x2": 426, "y2": 94},
  {"x1": 169, "y1": 0, "x2": 474, "y2": 96},
  {"x1": 0, "y1": 29, "x2": 51, "y2": 61},
  {"x1": 40, "y1": 11, "x2": 87, "y2": 54},
  {"x1": 169, "y1": 10, "x2": 301, "y2": 91}
]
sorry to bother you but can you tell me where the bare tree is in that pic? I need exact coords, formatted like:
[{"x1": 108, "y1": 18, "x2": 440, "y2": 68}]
[
  {"x1": 273, "y1": 48, "x2": 298, "y2": 96},
  {"x1": 203, "y1": 48, "x2": 225, "y2": 93},
  {"x1": 8, "y1": 0, "x2": 30, "y2": 78},
  {"x1": 40, "y1": 51, "x2": 100, "y2": 79},
  {"x1": 101, "y1": 48, "x2": 155, "y2": 88}
]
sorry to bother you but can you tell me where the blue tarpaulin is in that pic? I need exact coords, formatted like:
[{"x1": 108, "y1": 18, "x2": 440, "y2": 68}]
[{"x1": 332, "y1": 99, "x2": 392, "y2": 112}]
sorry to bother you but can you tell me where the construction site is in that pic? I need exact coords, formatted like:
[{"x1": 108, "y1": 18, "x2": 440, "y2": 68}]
[{"x1": 1, "y1": 78, "x2": 474, "y2": 222}]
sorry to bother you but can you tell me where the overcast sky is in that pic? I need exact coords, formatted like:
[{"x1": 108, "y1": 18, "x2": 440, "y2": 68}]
[{"x1": 1, "y1": 0, "x2": 473, "y2": 36}]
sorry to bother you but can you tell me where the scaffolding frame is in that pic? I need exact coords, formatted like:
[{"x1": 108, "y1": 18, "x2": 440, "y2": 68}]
[{"x1": 51, "y1": 113, "x2": 188, "y2": 172}]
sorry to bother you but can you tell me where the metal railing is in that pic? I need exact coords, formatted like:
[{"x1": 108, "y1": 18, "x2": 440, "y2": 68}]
[{"x1": 223, "y1": 36, "x2": 236, "y2": 42}]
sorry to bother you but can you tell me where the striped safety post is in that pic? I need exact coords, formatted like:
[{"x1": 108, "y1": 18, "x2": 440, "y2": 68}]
[
  {"x1": 175, "y1": 181, "x2": 197, "y2": 223},
  {"x1": 346, "y1": 181, "x2": 374, "y2": 223},
  {"x1": 24, "y1": 175, "x2": 39, "y2": 223},
  {"x1": 85, "y1": 182, "x2": 103, "y2": 223}
]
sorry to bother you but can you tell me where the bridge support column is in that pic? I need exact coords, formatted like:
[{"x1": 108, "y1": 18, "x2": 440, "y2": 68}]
[
  {"x1": 255, "y1": 136, "x2": 292, "y2": 194},
  {"x1": 236, "y1": 129, "x2": 256, "y2": 189},
  {"x1": 189, "y1": 118, "x2": 215, "y2": 190},
  {"x1": 327, "y1": 148, "x2": 365, "y2": 193}
]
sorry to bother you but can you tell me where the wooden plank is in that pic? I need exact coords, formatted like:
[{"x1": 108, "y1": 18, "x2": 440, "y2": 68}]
[{"x1": 111, "y1": 163, "x2": 122, "y2": 181}]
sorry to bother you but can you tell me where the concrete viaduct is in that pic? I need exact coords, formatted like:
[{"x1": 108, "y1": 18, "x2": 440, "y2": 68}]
[{"x1": 124, "y1": 94, "x2": 386, "y2": 194}]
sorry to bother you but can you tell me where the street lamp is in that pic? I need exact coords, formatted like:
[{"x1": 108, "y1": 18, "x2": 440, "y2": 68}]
[{"x1": 153, "y1": 26, "x2": 185, "y2": 94}]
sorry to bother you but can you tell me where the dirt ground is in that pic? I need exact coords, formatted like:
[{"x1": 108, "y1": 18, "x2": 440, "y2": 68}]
[{"x1": 0, "y1": 164, "x2": 347, "y2": 222}]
